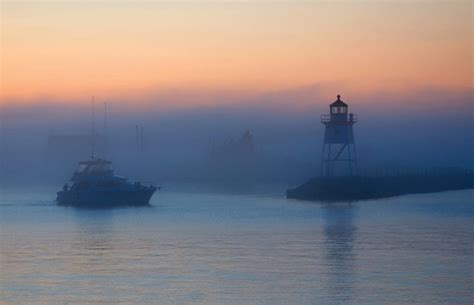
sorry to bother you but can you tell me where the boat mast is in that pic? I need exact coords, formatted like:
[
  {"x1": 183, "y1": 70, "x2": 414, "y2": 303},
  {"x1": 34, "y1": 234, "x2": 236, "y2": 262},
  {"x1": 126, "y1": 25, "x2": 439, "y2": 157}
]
[
  {"x1": 0, "y1": 104, "x2": 6, "y2": 180},
  {"x1": 103, "y1": 101, "x2": 107, "y2": 158},
  {"x1": 91, "y1": 96, "x2": 96, "y2": 158}
]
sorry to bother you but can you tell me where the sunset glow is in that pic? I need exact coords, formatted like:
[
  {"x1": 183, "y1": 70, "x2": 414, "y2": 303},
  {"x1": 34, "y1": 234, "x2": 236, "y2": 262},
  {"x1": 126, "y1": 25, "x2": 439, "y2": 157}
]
[{"x1": 1, "y1": 1, "x2": 472, "y2": 105}]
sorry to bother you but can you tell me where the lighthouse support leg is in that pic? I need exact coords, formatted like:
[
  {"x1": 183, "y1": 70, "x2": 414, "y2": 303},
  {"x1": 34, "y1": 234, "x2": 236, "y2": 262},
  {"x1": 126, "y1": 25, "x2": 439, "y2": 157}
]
[{"x1": 348, "y1": 144, "x2": 353, "y2": 176}]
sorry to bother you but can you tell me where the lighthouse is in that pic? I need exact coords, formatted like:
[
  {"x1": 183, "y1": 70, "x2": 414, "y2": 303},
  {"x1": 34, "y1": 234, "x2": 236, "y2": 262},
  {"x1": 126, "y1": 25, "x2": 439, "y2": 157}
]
[{"x1": 320, "y1": 95, "x2": 358, "y2": 176}]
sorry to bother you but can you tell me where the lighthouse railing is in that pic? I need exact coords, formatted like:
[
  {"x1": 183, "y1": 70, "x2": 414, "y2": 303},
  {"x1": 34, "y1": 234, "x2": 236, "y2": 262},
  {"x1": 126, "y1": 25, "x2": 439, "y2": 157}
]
[
  {"x1": 320, "y1": 114, "x2": 331, "y2": 123},
  {"x1": 320, "y1": 114, "x2": 357, "y2": 123}
]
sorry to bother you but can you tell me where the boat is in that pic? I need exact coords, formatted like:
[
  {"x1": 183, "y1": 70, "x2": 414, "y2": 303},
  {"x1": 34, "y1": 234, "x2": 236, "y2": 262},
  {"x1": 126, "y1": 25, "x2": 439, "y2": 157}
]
[{"x1": 56, "y1": 158, "x2": 157, "y2": 207}]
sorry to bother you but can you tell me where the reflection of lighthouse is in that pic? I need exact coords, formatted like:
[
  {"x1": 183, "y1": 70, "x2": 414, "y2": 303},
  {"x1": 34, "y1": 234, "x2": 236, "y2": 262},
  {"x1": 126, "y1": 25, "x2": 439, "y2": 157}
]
[
  {"x1": 322, "y1": 203, "x2": 356, "y2": 303},
  {"x1": 321, "y1": 95, "x2": 358, "y2": 176}
]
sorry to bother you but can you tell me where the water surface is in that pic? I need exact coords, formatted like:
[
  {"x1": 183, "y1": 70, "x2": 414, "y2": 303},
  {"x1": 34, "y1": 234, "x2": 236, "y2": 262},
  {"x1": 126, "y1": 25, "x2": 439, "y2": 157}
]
[{"x1": 1, "y1": 188, "x2": 473, "y2": 304}]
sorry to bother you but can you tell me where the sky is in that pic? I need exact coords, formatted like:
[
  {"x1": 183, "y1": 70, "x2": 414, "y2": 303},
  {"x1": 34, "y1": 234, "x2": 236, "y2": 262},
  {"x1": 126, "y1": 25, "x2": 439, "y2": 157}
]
[
  {"x1": 1, "y1": 0, "x2": 472, "y2": 106},
  {"x1": 0, "y1": 1, "x2": 472, "y2": 184}
]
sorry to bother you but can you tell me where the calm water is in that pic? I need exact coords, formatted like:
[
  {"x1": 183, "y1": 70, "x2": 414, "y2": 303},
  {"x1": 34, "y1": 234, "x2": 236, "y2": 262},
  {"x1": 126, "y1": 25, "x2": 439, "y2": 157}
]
[{"x1": 0, "y1": 187, "x2": 473, "y2": 305}]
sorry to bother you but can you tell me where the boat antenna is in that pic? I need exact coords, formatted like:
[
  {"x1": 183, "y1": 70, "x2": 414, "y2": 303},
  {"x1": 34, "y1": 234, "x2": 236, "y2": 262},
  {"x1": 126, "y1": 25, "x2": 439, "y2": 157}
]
[
  {"x1": 0, "y1": 104, "x2": 6, "y2": 176},
  {"x1": 136, "y1": 125, "x2": 139, "y2": 151},
  {"x1": 91, "y1": 96, "x2": 96, "y2": 158},
  {"x1": 103, "y1": 101, "x2": 107, "y2": 132},
  {"x1": 103, "y1": 101, "x2": 107, "y2": 158},
  {"x1": 141, "y1": 126, "x2": 144, "y2": 152}
]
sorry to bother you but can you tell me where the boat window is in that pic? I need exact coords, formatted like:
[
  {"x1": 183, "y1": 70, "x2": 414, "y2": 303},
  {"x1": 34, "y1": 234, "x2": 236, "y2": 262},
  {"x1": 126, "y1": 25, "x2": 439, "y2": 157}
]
[
  {"x1": 89, "y1": 164, "x2": 110, "y2": 172},
  {"x1": 75, "y1": 181, "x2": 90, "y2": 189},
  {"x1": 76, "y1": 164, "x2": 88, "y2": 173},
  {"x1": 97, "y1": 181, "x2": 118, "y2": 187}
]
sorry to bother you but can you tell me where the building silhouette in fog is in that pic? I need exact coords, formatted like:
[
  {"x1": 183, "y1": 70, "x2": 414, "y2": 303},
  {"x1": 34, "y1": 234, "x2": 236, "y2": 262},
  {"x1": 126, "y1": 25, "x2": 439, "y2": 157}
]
[{"x1": 210, "y1": 130, "x2": 255, "y2": 163}]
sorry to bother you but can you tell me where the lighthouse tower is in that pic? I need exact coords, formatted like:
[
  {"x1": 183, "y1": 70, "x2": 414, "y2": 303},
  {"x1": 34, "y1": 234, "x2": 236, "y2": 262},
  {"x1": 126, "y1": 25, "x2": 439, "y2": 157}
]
[{"x1": 321, "y1": 95, "x2": 358, "y2": 176}]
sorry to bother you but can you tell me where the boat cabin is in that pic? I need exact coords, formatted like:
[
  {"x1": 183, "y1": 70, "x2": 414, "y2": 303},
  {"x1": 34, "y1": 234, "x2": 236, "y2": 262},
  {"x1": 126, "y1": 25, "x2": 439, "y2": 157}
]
[{"x1": 72, "y1": 159, "x2": 113, "y2": 179}]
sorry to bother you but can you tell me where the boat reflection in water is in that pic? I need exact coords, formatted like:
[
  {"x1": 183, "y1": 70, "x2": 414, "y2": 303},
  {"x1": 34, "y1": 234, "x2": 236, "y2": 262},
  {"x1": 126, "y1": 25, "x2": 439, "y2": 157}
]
[{"x1": 56, "y1": 158, "x2": 157, "y2": 207}]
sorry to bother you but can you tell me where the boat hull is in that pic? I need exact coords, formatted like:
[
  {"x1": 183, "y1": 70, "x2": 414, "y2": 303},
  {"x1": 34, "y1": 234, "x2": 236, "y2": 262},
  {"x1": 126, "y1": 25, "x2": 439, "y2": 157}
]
[{"x1": 56, "y1": 187, "x2": 156, "y2": 207}]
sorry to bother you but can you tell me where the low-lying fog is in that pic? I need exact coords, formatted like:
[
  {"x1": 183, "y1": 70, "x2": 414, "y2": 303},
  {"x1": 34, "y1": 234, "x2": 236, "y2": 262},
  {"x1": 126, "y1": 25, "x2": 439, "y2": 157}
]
[{"x1": 0, "y1": 85, "x2": 472, "y2": 191}]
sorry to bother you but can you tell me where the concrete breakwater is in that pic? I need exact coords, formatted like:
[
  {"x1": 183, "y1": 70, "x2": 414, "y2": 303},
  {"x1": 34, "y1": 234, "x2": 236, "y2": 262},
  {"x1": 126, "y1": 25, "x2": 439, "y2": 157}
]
[{"x1": 287, "y1": 171, "x2": 474, "y2": 202}]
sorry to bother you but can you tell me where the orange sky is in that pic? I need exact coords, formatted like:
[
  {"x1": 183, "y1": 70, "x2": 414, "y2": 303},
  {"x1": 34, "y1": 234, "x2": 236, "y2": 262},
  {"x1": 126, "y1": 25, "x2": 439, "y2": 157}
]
[{"x1": 1, "y1": 1, "x2": 472, "y2": 105}]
